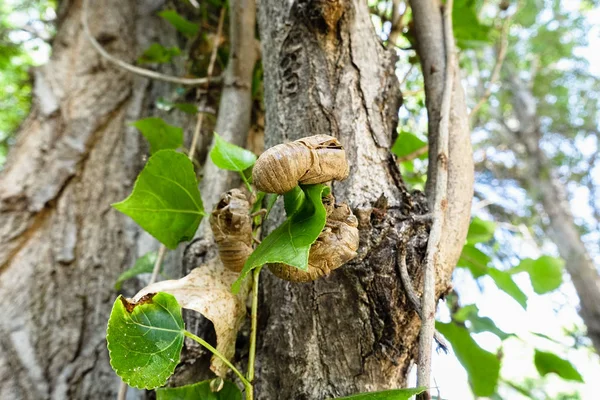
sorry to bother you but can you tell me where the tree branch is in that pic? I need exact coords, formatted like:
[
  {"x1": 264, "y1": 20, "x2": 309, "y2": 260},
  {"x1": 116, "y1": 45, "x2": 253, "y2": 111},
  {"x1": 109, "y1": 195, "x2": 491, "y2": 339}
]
[
  {"x1": 411, "y1": 0, "x2": 457, "y2": 397},
  {"x1": 82, "y1": 0, "x2": 222, "y2": 86},
  {"x1": 469, "y1": 14, "x2": 510, "y2": 124}
]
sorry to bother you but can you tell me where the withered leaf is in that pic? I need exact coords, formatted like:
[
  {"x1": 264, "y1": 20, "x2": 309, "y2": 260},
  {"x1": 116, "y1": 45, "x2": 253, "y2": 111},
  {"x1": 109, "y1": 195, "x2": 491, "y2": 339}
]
[
  {"x1": 252, "y1": 135, "x2": 349, "y2": 194},
  {"x1": 210, "y1": 189, "x2": 254, "y2": 272}
]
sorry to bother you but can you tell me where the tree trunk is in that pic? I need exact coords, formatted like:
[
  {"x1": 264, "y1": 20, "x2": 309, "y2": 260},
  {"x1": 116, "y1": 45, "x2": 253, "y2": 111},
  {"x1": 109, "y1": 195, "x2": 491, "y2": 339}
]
[
  {"x1": 0, "y1": 1, "x2": 194, "y2": 398},
  {"x1": 251, "y1": 1, "x2": 464, "y2": 398},
  {"x1": 508, "y1": 75, "x2": 600, "y2": 355},
  {"x1": 0, "y1": 1, "x2": 473, "y2": 399}
]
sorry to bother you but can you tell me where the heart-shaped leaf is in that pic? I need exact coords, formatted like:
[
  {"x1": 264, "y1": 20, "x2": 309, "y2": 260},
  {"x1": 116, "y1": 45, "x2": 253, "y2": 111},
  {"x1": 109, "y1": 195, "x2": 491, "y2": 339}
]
[
  {"x1": 436, "y1": 321, "x2": 501, "y2": 397},
  {"x1": 131, "y1": 118, "x2": 183, "y2": 154},
  {"x1": 156, "y1": 379, "x2": 242, "y2": 400},
  {"x1": 107, "y1": 292, "x2": 185, "y2": 389},
  {"x1": 158, "y1": 10, "x2": 199, "y2": 38},
  {"x1": 534, "y1": 349, "x2": 584, "y2": 382},
  {"x1": 210, "y1": 133, "x2": 257, "y2": 172},
  {"x1": 517, "y1": 256, "x2": 564, "y2": 294},
  {"x1": 114, "y1": 251, "x2": 158, "y2": 290},
  {"x1": 333, "y1": 387, "x2": 427, "y2": 399},
  {"x1": 232, "y1": 184, "x2": 329, "y2": 293},
  {"x1": 135, "y1": 259, "x2": 252, "y2": 377},
  {"x1": 113, "y1": 150, "x2": 204, "y2": 249}
]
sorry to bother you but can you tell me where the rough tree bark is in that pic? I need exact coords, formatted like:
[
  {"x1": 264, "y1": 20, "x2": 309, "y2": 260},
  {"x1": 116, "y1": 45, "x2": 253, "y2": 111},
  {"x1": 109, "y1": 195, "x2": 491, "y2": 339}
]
[
  {"x1": 0, "y1": 0, "x2": 474, "y2": 399},
  {"x1": 0, "y1": 1, "x2": 197, "y2": 398},
  {"x1": 246, "y1": 0, "x2": 471, "y2": 398},
  {"x1": 508, "y1": 75, "x2": 600, "y2": 355}
]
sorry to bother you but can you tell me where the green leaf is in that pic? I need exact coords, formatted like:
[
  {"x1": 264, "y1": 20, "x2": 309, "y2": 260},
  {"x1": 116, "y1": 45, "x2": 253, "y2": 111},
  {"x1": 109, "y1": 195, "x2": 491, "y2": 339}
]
[
  {"x1": 173, "y1": 103, "x2": 198, "y2": 114},
  {"x1": 156, "y1": 379, "x2": 242, "y2": 400},
  {"x1": 283, "y1": 186, "x2": 305, "y2": 216},
  {"x1": 453, "y1": 304, "x2": 513, "y2": 341},
  {"x1": 107, "y1": 292, "x2": 185, "y2": 389},
  {"x1": 518, "y1": 256, "x2": 564, "y2": 294},
  {"x1": 452, "y1": 0, "x2": 491, "y2": 49},
  {"x1": 210, "y1": 133, "x2": 257, "y2": 172},
  {"x1": 113, "y1": 150, "x2": 204, "y2": 249},
  {"x1": 131, "y1": 118, "x2": 183, "y2": 154},
  {"x1": 466, "y1": 217, "x2": 496, "y2": 244},
  {"x1": 534, "y1": 350, "x2": 584, "y2": 382},
  {"x1": 457, "y1": 244, "x2": 490, "y2": 278},
  {"x1": 436, "y1": 322, "x2": 501, "y2": 396},
  {"x1": 138, "y1": 43, "x2": 181, "y2": 64},
  {"x1": 391, "y1": 131, "x2": 427, "y2": 159},
  {"x1": 232, "y1": 184, "x2": 330, "y2": 293},
  {"x1": 158, "y1": 10, "x2": 199, "y2": 38},
  {"x1": 334, "y1": 387, "x2": 427, "y2": 399},
  {"x1": 114, "y1": 251, "x2": 158, "y2": 290},
  {"x1": 488, "y1": 268, "x2": 528, "y2": 309}
]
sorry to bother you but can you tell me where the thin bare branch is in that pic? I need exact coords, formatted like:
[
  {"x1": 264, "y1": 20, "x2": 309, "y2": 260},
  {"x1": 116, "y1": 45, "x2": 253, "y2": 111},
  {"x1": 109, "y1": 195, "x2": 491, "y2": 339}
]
[
  {"x1": 469, "y1": 15, "x2": 510, "y2": 124},
  {"x1": 189, "y1": 8, "x2": 226, "y2": 161},
  {"x1": 416, "y1": 0, "x2": 455, "y2": 396},
  {"x1": 396, "y1": 144, "x2": 428, "y2": 162},
  {"x1": 82, "y1": 0, "x2": 222, "y2": 86},
  {"x1": 389, "y1": 0, "x2": 407, "y2": 44},
  {"x1": 396, "y1": 249, "x2": 448, "y2": 351}
]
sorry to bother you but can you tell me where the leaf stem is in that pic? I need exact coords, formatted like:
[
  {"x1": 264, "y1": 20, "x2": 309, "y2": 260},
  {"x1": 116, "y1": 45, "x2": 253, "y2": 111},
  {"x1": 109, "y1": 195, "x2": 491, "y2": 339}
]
[
  {"x1": 183, "y1": 330, "x2": 251, "y2": 388},
  {"x1": 247, "y1": 265, "x2": 263, "y2": 384},
  {"x1": 239, "y1": 171, "x2": 253, "y2": 194}
]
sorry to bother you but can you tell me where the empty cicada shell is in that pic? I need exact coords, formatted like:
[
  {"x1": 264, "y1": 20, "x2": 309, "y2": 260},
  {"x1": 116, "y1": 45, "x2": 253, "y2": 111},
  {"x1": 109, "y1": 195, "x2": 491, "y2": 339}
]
[
  {"x1": 269, "y1": 197, "x2": 359, "y2": 282},
  {"x1": 210, "y1": 189, "x2": 253, "y2": 272},
  {"x1": 252, "y1": 135, "x2": 349, "y2": 194}
]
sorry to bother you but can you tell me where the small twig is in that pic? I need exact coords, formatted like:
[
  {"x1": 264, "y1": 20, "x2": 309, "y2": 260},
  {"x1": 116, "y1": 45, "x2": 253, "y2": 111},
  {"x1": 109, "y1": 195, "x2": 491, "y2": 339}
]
[
  {"x1": 397, "y1": 145, "x2": 429, "y2": 162},
  {"x1": 402, "y1": 88, "x2": 425, "y2": 97},
  {"x1": 149, "y1": 245, "x2": 168, "y2": 284},
  {"x1": 247, "y1": 266, "x2": 263, "y2": 385},
  {"x1": 389, "y1": 0, "x2": 407, "y2": 44},
  {"x1": 82, "y1": 0, "x2": 222, "y2": 87},
  {"x1": 417, "y1": 0, "x2": 455, "y2": 396},
  {"x1": 397, "y1": 250, "x2": 448, "y2": 351},
  {"x1": 400, "y1": 64, "x2": 414, "y2": 86},
  {"x1": 188, "y1": 8, "x2": 226, "y2": 161},
  {"x1": 469, "y1": 15, "x2": 510, "y2": 124}
]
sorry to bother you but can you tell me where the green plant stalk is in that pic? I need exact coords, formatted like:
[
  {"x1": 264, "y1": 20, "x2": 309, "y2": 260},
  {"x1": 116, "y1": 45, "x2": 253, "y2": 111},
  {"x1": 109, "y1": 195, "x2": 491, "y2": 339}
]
[
  {"x1": 183, "y1": 330, "x2": 252, "y2": 392},
  {"x1": 247, "y1": 265, "x2": 263, "y2": 385},
  {"x1": 239, "y1": 171, "x2": 253, "y2": 193}
]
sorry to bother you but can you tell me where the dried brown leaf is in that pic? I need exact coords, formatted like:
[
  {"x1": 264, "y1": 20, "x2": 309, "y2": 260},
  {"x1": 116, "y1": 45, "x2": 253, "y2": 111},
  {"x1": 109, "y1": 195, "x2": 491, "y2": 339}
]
[
  {"x1": 252, "y1": 135, "x2": 349, "y2": 194},
  {"x1": 133, "y1": 260, "x2": 251, "y2": 377}
]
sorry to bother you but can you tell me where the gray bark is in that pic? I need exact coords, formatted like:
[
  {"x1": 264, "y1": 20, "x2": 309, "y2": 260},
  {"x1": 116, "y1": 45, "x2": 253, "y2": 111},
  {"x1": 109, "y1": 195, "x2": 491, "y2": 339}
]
[
  {"x1": 508, "y1": 75, "x2": 600, "y2": 355},
  {"x1": 0, "y1": 1, "x2": 195, "y2": 398},
  {"x1": 249, "y1": 1, "x2": 467, "y2": 398},
  {"x1": 0, "y1": 1, "x2": 474, "y2": 399}
]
